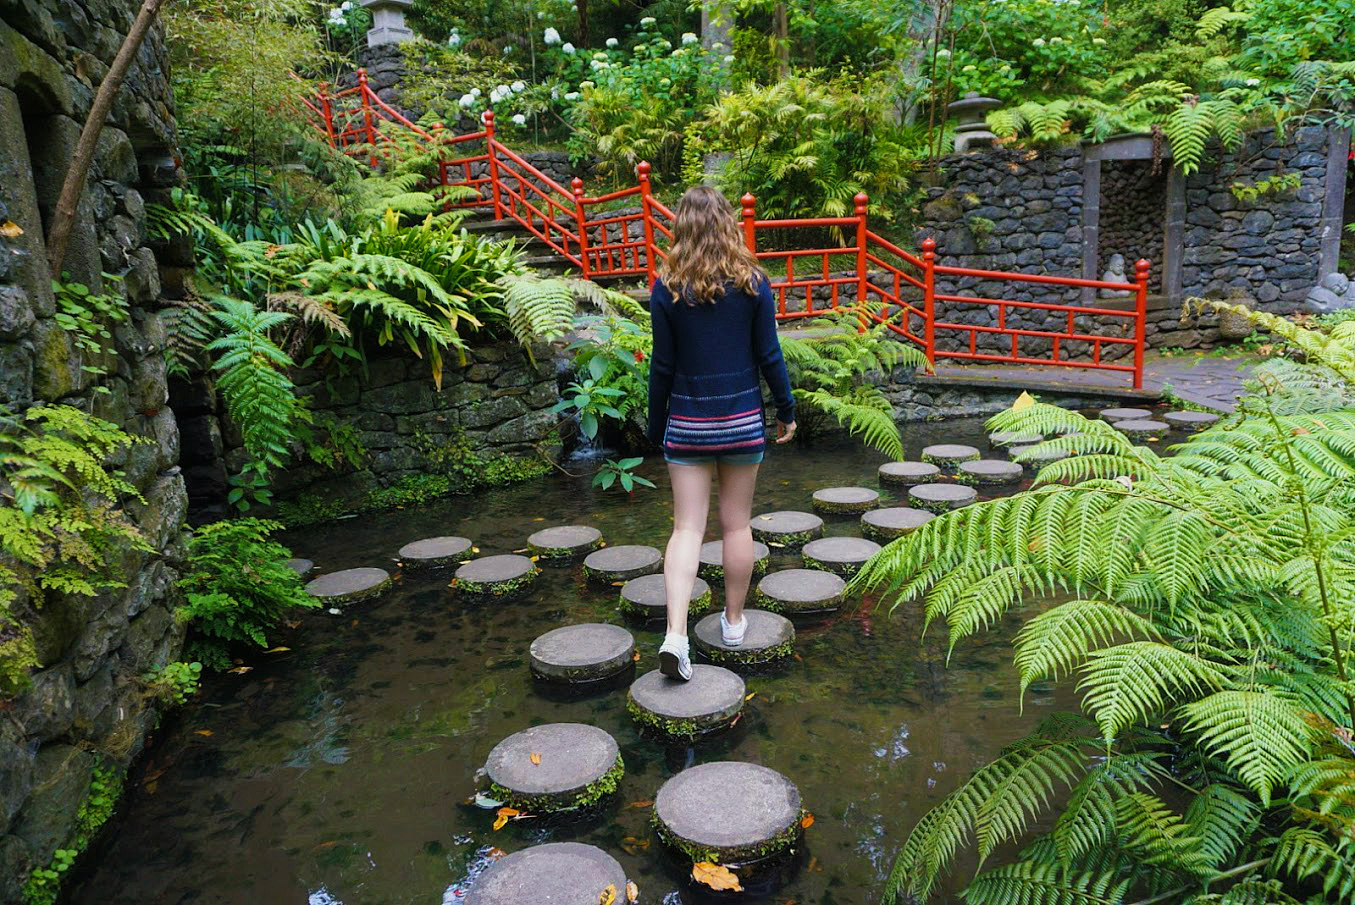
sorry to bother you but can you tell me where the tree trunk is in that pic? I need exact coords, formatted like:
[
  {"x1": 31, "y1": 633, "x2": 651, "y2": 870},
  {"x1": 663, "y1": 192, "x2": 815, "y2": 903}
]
[
  {"x1": 893, "y1": 0, "x2": 951, "y2": 125},
  {"x1": 46, "y1": 0, "x2": 169, "y2": 277},
  {"x1": 702, "y1": 1, "x2": 734, "y2": 87},
  {"x1": 772, "y1": 2, "x2": 790, "y2": 79},
  {"x1": 577, "y1": 0, "x2": 590, "y2": 48}
]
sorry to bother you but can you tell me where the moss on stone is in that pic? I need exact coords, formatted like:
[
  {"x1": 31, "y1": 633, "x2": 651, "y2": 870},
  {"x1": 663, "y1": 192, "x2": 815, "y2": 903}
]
[
  {"x1": 698, "y1": 638, "x2": 794, "y2": 667},
  {"x1": 810, "y1": 498, "x2": 876, "y2": 516},
  {"x1": 754, "y1": 589, "x2": 843, "y2": 616},
  {"x1": 652, "y1": 807, "x2": 805, "y2": 865},
  {"x1": 528, "y1": 540, "x2": 600, "y2": 564},
  {"x1": 454, "y1": 566, "x2": 540, "y2": 601},
  {"x1": 920, "y1": 449, "x2": 980, "y2": 469},
  {"x1": 752, "y1": 529, "x2": 818, "y2": 551},
  {"x1": 625, "y1": 694, "x2": 736, "y2": 741},
  {"x1": 697, "y1": 558, "x2": 768, "y2": 586},
  {"x1": 618, "y1": 585, "x2": 713, "y2": 622},
  {"x1": 801, "y1": 553, "x2": 864, "y2": 578},
  {"x1": 487, "y1": 754, "x2": 625, "y2": 812}
]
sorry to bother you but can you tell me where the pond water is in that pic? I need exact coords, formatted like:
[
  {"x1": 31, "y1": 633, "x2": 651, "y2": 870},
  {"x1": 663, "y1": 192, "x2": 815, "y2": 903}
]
[{"x1": 70, "y1": 417, "x2": 1093, "y2": 905}]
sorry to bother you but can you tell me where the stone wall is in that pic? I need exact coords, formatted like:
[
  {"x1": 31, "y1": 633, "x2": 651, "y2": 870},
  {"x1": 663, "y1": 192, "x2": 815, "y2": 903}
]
[
  {"x1": 1100, "y1": 160, "x2": 1166, "y2": 294},
  {"x1": 0, "y1": 1, "x2": 188, "y2": 900}
]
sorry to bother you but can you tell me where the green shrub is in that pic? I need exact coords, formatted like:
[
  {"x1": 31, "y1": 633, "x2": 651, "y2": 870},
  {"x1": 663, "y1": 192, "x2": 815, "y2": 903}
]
[
  {"x1": 142, "y1": 661, "x2": 204, "y2": 706},
  {"x1": 22, "y1": 761, "x2": 122, "y2": 905},
  {"x1": 177, "y1": 519, "x2": 318, "y2": 669}
]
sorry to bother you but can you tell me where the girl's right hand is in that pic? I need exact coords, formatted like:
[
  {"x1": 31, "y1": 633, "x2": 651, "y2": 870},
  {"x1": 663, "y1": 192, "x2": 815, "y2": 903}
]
[{"x1": 775, "y1": 420, "x2": 797, "y2": 444}]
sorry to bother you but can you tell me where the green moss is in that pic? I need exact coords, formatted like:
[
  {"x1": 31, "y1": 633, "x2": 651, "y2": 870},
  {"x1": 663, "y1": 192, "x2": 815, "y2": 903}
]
[
  {"x1": 486, "y1": 754, "x2": 625, "y2": 812},
  {"x1": 800, "y1": 554, "x2": 863, "y2": 578},
  {"x1": 697, "y1": 557, "x2": 768, "y2": 586},
  {"x1": 752, "y1": 529, "x2": 819, "y2": 551},
  {"x1": 920, "y1": 450, "x2": 980, "y2": 469},
  {"x1": 22, "y1": 761, "x2": 123, "y2": 905},
  {"x1": 528, "y1": 541, "x2": 601, "y2": 563},
  {"x1": 626, "y1": 694, "x2": 739, "y2": 740},
  {"x1": 652, "y1": 807, "x2": 805, "y2": 865},
  {"x1": 455, "y1": 566, "x2": 540, "y2": 601},
  {"x1": 810, "y1": 499, "x2": 877, "y2": 516},
  {"x1": 698, "y1": 638, "x2": 794, "y2": 666},
  {"x1": 618, "y1": 586, "x2": 712, "y2": 621},
  {"x1": 755, "y1": 589, "x2": 843, "y2": 616}
]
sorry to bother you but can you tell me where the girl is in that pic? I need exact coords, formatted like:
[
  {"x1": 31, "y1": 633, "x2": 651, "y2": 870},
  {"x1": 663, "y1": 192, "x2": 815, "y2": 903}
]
[{"x1": 647, "y1": 186, "x2": 797, "y2": 681}]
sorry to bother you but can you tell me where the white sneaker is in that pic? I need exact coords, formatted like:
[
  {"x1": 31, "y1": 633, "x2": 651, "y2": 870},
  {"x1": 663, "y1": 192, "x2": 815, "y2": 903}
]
[
  {"x1": 721, "y1": 612, "x2": 747, "y2": 647},
  {"x1": 658, "y1": 633, "x2": 693, "y2": 681}
]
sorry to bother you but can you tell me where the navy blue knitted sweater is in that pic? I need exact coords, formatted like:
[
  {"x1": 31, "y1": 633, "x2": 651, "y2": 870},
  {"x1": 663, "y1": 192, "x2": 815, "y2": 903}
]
[{"x1": 646, "y1": 277, "x2": 796, "y2": 456}]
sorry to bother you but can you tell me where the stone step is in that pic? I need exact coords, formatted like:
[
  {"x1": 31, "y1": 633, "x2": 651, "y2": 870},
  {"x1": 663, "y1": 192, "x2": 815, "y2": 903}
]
[
  {"x1": 654, "y1": 762, "x2": 804, "y2": 868},
  {"x1": 483, "y1": 723, "x2": 623, "y2": 811},
  {"x1": 529, "y1": 623, "x2": 635, "y2": 684},
  {"x1": 627, "y1": 665, "x2": 746, "y2": 739},
  {"x1": 464, "y1": 843, "x2": 628, "y2": 905}
]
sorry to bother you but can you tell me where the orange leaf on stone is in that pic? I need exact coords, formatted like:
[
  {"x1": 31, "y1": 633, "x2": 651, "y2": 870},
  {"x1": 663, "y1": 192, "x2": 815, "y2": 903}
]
[
  {"x1": 692, "y1": 862, "x2": 742, "y2": 892},
  {"x1": 598, "y1": 883, "x2": 617, "y2": 905},
  {"x1": 529, "y1": 752, "x2": 542, "y2": 765}
]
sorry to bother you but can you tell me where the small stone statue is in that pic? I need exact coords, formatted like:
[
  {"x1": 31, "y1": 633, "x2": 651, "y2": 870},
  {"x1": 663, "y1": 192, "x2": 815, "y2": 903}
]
[
  {"x1": 1304, "y1": 271, "x2": 1355, "y2": 315},
  {"x1": 1099, "y1": 253, "x2": 1132, "y2": 298}
]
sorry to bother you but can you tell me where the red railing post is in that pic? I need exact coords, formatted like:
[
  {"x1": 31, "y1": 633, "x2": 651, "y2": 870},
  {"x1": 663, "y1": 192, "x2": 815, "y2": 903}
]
[
  {"x1": 317, "y1": 82, "x2": 337, "y2": 146},
  {"x1": 483, "y1": 111, "x2": 504, "y2": 220},
  {"x1": 357, "y1": 68, "x2": 378, "y2": 166},
  {"x1": 854, "y1": 192, "x2": 869, "y2": 330},
  {"x1": 1133, "y1": 258, "x2": 1150, "y2": 390},
  {"x1": 637, "y1": 162, "x2": 657, "y2": 288},
  {"x1": 572, "y1": 177, "x2": 591, "y2": 281},
  {"x1": 922, "y1": 237, "x2": 937, "y2": 371},
  {"x1": 741, "y1": 194, "x2": 757, "y2": 253}
]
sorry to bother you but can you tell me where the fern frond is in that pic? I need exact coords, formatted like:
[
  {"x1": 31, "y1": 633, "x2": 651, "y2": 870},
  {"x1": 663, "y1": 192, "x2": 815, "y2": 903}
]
[{"x1": 1178, "y1": 691, "x2": 1315, "y2": 805}]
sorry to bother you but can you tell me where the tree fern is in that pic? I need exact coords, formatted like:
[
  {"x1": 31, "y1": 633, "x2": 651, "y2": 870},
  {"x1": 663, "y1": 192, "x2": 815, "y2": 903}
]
[
  {"x1": 962, "y1": 861, "x2": 1131, "y2": 905},
  {"x1": 1178, "y1": 691, "x2": 1314, "y2": 805}
]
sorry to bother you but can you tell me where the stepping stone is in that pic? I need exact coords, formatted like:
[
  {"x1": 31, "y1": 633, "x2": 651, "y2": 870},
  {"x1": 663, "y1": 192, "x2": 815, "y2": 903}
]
[
  {"x1": 286, "y1": 558, "x2": 313, "y2": 577},
  {"x1": 582, "y1": 545, "x2": 662, "y2": 583},
  {"x1": 1099, "y1": 407, "x2": 1152, "y2": 423},
  {"x1": 654, "y1": 762, "x2": 803, "y2": 866},
  {"x1": 454, "y1": 554, "x2": 540, "y2": 600},
  {"x1": 526, "y1": 525, "x2": 602, "y2": 565},
  {"x1": 990, "y1": 430, "x2": 1042, "y2": 447},
  {"x1": 1008, "y1": 444, "x2": 1072, "y2": 468},
  {"x1": 920, "y1": 444, "x2": 981, "y2": 470},
  {"x1": 755, "y1": 568, "x2": 847, "y2": 615},
  {"x1": 750, "y1": 511, "x2": 824, "y2": 550},
  {"x1": 692, "y1": 609, "x2": 795, "y2": 667},
  {"x1": 801, "y1": 536, "x2": 882, "y2": 577},
  {"x1": 464, "y1": 843, "x2": 627, "y2": 905},
  {"x1": 958, "y1": 459, "x2": 1024, "y2": 486},
  {"x1": 861, "y1": 507, "x2": 934, "y2": 542},
  {"x1": 627, "y1": 665, "x2": 745, "y2": 739},
  {"x1": 530, "y1": 624, "x2": 635, "y2": 684},
  {"x1": 907, "y1": 483, "x2": 978, "y2": 513},
  {"x1": 1114, "y1": 419, "x2": 1170, "y2": 440},
  {"x1": 698, "y1": 540, "x2": 770, "y2": 584},
  {"x1": 878, "y1": 461, "x2": 942, "y2": 487},
  {"x1": 810, "y1": 486, "x2": 880, "y2": 516},
  {"x1": 397, "y1": 536, "x2": 473, "y2": 568},
  {"x1": 484, "y1": 723, "x2": 623, "y2": 811},
  {"x1": 618, "y1": 574, "x2": 712, "y2": 621},
  {"x1": 305, "y1": 567, "x2": 391, "y2": 605},
  {"x1": 1164, "y1": 410, "x2": 1220, "y2": 430}
]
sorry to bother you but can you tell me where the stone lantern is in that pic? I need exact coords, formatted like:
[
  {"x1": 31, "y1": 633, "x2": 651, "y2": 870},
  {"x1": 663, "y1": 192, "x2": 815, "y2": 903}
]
[
  {"x1": 362, "y1": 0, "x2": 414, "y2": 47},
  {"x1": 947, "y1": 92, "x2": 1002, "y2": 153}
]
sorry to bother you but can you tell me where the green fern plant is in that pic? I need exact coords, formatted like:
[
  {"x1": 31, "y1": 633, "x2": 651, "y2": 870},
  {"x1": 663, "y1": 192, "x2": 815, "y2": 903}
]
[{"x1": 855, "y1": 305, "x2": 1355, "y2": 904}]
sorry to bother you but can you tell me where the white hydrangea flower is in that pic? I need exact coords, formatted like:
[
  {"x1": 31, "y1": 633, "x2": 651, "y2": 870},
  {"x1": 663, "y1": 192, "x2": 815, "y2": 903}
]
[
  {"x1": 640, "y1": 16, "x2": 656, "y2": 26},
  {"x1": 579, "y1": 80, "x2": 595, "y2": 90},
  {"x1": 511, "y1": 80, "x2": 526, "y2": 92},
  {"x1": 962, "y1": 65, "x2": 976, "y2": 72},
  {"x1": 681, "y1": 32, "x2": 697, "y2": 45},
  {"x1": 502, "y1": 44, "x2": 513, "y2": 54},
  {"x1": 1032, "y1": 37, "x2": 1046, "y2": 46},
  {"x1": 551, "y1": 86, "x2": 559, "y2": 99},
  {"x1": 447, "y1": 32, "x2": 461, "y2": 46},
  {"x1": 593, "y1": 51, "x2": 608, "y2": 60},
  {"x1": 512, "y1": 113, "x2": 527, "y2": 125},
  {"x1": 659, "y1": 77, "x2": 671, "y2": 86},
  {"x1": 544, "y1": 27, "x2": 561, "y2": 45},
  {"x1": 606, "y1": 37, "x2": 618, "y2": 47},
  {"x1": 590, "y1": 59, "x2": 608, "y2": 70},
  {"x1": 562, "y1": 42, "x2": 575, "y2": 54},
  {"x1": 1246, "y1": 77, "x2": 1261, "y2": 86},
  {"x1": 1050, "y1": 36, "x2": 1064, "y2": 44},
  {"x1": 459, "y1": 93, "x2": 476, "y2": 107},
  {"x1": 537, "y1": 10, "x2": 545, "y2": 18},
  {"x1": 565, "y1": 91, "x2": 581, "y2": 100},
  {"x1": 470, "y1": 87, "x2": 481, "y2": 97},
  {"x1": 936, "y1": 47, "x2": 951, "y2": 56},
  {"x1": 1092, "y1": 37, "x2": 1106, "y2": 45},
  {"x1": 341, "y1": 1, "x2": 351, "y2": 9},
  {"x1": 723, "y1": 54, "x2": 735, "y2": 63}
]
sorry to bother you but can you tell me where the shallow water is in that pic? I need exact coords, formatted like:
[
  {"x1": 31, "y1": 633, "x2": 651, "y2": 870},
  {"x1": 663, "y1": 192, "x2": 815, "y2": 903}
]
[{"x1": 70, "y1": 419, "x2": 1092, "y2": 905}]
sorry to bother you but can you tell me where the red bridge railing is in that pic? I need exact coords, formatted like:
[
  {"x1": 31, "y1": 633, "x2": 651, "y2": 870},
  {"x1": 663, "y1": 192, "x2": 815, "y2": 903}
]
[{"x1": 304, "y1": 72, "x2": 1150, "y2": 388}]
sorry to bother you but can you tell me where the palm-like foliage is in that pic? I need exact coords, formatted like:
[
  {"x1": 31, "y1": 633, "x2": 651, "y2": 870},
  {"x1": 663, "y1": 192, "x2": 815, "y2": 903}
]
[
  {"x1": 856, "y1": 311, "x2": 1355, "y2": 904},
  {"x1": 781, "y1": 312, "x2": 925, "y2": 459}
]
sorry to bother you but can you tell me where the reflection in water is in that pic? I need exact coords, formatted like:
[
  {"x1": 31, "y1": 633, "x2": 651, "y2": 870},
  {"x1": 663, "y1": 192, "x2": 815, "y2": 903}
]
[{"x1": 71, "y1": 422, "x2": 1079, "y2": 905}]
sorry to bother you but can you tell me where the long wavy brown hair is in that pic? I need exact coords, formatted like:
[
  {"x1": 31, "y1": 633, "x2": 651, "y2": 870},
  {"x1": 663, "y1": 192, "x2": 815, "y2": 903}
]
[{"x1": 658, "y1": 185, "x2": 765, "y2": 304}]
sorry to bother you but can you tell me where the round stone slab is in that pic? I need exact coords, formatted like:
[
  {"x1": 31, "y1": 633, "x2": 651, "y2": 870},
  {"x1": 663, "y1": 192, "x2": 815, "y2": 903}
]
[
  {"x1": 465, "y1": 843, "x2": 627, "y2": 905},
  {"x1": 755, "y1": 568, "x2": 847, "y2": 615},
  {"x1": 698, "y1": 540, "x2": 770, "y2": 584},
  {"x1": 627, "y1": 665, "x2": 745, "y2": 739},
  {"x1": 286, "y1": 558, "x2": 313, "y2": 577},
  {"x1": 397, "y1": 536, "x2": 473, "y2": 568},
  {"x1": 655, "y1": 762, "x2": 803, "y2": 864},
  {"x1": 454, "y1": 555, "x2": 540, "y2": 600},
  {"x1": 530, "y1": 623, "x2": 635, "y2": 684},
  {"x1": 1164, "y1": 410, "x2": 1220, "y2": 430},
  {"x1": 1008, "y1": 444, "x2": 1072, "y2": 468},
  {"x1": 582, "y1": 545, "x2": 662, "y2": 583},
  {"x1": 958, "y1": 459, "x2": 1024, "y2": 486},
  {"x1": 750, "y1": 511, "x2": 824, "y2": 550},
  {"x1": 861, "y1": 507, "x2": 934, "y2": 542},
  {"x1": 878, "y1": 461, "x2": 942, "y2": 487},
  {"x1": 618, "y1": 574, "x2": 712, "y2": 621},
  {"x1": 921, "y1": 444, "x2": 981, "y2": 470},
  {"x1": 1099, "y1": 407, "x2": 1152, "y2": 423},
  {"x1": 484, "y1": 723, "x2": 622, "y2": 811},
  {"x1": 908, "y1": 483, "x2": 978, "y2": 513},
  {"x1": 801, "y1": 536, "x2": 882, "y2": 578},
  {"x1": 1115, "y1": 418, "x2": 1170, "y2": 439},
  {"x1": 810, "y1": 486, "x2": 880, "y2": 516},
  {"x1": 990, "y1": 430, "x2": 1042, "y2": 447},
  {"x1": 305, "y1": 567, "x2": 391, "y2": 605},
  {"x1": 692, "y1": 609, "x2": 795, "y2": 667},
  {"x1": 526, "y1": 525, "x2": 603, "y2": 565}
]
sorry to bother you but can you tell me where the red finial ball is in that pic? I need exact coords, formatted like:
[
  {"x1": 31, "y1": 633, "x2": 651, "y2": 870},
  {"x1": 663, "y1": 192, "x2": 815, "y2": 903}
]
[
  {"x1": 637, "y1": 161, "x2": 651, "y2": 177},
  {"x1": 741, "y1": 193, "x2": 756, "y2": 212},
  {"x1": 853, "y1": 192, "x2": 869, "y2": 214},
  {"x1": 1135, "y1": 258, "x2": 1151, "y2": 276},
  {"x1": 357, "y1": 67, "x2": 368, "y2": 78},
  {"x1": 922, "y1": 237, "x2": 937, "y2": 254},
  {"x1": 483, "y1": 110, "x2": 495, "y2": 122},
  {"x1": 571, "y1": 176, "x2": 585, "y2": 195}
]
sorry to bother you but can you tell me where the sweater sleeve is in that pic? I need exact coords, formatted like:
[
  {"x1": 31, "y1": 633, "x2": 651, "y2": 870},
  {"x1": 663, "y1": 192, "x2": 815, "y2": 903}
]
[
  {"x1": 646, "y1": 280, "x2": 676, "y2": 445},
  {"x1": 752, "y1": 278, "x2": 796, "y2": 424}
]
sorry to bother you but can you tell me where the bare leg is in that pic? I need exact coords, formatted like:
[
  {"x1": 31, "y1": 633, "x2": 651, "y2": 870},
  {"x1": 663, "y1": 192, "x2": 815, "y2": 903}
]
[
  {"x1": 716, "y1": 461, "x2": 761, "y2": 624},
  {"x1": 664, "y1": 462, "x2": 713, "y2": 636}
]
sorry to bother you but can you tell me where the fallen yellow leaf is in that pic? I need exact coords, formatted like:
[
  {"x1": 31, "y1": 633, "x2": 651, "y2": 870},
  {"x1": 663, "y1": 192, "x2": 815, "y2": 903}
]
[
  {"x1": 227, "y1": 666, "x2": 252, "y2": 674},
  {"x1": 624, "y1": 800, "x2": 653, "y2": 809},
  {"x1": 620, "y1": 835, "x2": 650, "y2": 855},
  {"x1": 194, "y1": 729, "x2": 214, "y2": 737},
  {"x1": 801, "y1": 812, "x2": 815, "y2": 829},
  {"x1": 493, "y1": 807, "x2": 520, "y2": 831},
  {"x1": 0, "y1": 220, "x2": 23, "y2": 238},
  {"x1": 625, "y1": 880, "x2": 639, "y2": 903},
  {"x1": 265, "y1": 646, "x2": 291, "y2": 653},
  {"x1": 745, "y1": 692, "x2": 756, "y2": 701},
  {"x1": 599, "y1": 884, "x2": 617, "y2": 905},
  {"x1": 529, "y1": 752, "x2": 542, "y2": 765},
  {"x1": 1012, "y1": 390, "x2": 1036, "y2": 412},
  {"x1": 692, "y1": 861, "x2": 742, "y2": 892}
]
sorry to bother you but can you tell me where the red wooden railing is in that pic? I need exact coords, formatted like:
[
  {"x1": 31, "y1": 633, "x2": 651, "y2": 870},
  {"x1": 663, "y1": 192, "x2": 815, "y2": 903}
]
[{"x1": 305, "y1": 72, "x2": 1150, "y2": 388}]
